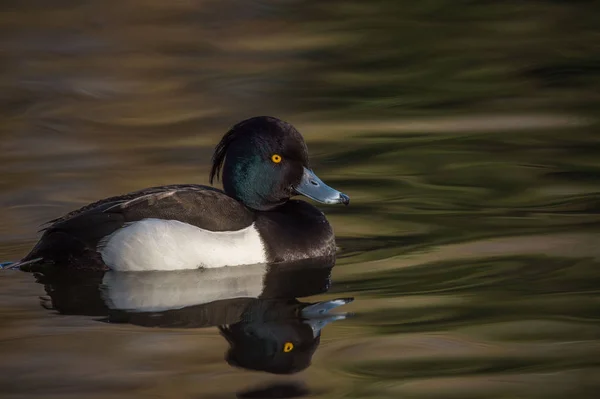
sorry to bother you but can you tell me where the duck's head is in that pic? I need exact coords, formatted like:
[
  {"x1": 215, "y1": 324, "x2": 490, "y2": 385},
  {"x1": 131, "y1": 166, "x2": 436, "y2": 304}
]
[
  {"x1": 209, "y1": 116, "x2": 350, "y2": 211},
  {"x1": 219, "y1": 321, "x2": 320, "y2": 374},
  {"x1": 218, "y1": 297, "x2": 352, "y2": 374}
]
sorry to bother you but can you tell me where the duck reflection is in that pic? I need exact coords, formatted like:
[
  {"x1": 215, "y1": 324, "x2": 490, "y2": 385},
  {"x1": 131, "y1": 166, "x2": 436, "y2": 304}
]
[{"x1": 32, "y1": 256, "x2": 352, "y2": 375}]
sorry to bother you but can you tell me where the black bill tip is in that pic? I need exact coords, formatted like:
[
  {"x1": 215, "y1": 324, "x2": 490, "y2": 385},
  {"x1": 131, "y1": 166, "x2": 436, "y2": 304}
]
[{"x1": 340, "y1": 193, "x2": 350, "y2": 206}]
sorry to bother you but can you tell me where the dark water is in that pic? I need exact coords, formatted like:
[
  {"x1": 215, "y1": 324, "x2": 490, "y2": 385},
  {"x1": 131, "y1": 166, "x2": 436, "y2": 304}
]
[{"x1": 1, "y1": 1, "x2": 600, "y2": 398}]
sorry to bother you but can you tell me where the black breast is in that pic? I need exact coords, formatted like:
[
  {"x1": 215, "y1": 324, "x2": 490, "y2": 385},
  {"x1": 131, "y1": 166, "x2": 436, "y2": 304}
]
[{"x1": 255, "y1": 200, "x2": 336, "y2": 263}]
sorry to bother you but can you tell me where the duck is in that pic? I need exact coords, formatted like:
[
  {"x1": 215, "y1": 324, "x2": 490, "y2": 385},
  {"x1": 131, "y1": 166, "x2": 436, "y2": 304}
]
[
  {"x1": 15, "y1": 116, "x2": 349, "y2": 272},
  {"x1": 34, "y1": 257, "x2": 353, "y2": 375},
  {"x1": 34, "y1": 256, "x2": 342, "y2": 317}
]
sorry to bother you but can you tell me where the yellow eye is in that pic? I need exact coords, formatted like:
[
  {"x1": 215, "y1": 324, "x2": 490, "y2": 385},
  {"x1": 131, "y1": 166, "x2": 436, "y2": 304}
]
[
  {"x1": 283, "y1": 342, "x2": 294, "y2": 352},
  {"x1": 271, "y1": 154, "x2": 282, "y2": 164}
]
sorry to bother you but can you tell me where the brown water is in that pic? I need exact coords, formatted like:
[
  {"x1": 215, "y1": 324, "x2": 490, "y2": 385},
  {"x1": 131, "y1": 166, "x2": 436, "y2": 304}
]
[{"x1": 1, "y1": 1, "x2": 600, "y2": 398}]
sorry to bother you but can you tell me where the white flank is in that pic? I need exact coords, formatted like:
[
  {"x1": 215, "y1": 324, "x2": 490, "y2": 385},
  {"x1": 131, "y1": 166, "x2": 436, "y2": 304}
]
[
  {"x1": 101, "y1": 264, "x2": 268, "y2": 312},
  {"x1": 99, "y1": 218, "x2": 267, "y2": 271}
]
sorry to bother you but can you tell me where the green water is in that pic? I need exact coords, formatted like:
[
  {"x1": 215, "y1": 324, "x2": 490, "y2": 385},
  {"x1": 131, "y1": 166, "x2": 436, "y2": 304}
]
[{"x1": 1, "y1": 1, "x2": 599, "y2": 398}]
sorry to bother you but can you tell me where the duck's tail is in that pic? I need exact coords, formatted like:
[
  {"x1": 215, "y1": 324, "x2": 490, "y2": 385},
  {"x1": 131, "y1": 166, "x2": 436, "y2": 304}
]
[{"x1": 0, "y1": 257, "x2": 43, "y2": 270}]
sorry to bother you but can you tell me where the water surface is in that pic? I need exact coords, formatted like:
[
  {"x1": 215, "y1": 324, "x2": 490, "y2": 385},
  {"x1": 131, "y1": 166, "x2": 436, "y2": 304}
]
[{"x1": 1, "y1": 1, "x2": 600, "y2": 398}]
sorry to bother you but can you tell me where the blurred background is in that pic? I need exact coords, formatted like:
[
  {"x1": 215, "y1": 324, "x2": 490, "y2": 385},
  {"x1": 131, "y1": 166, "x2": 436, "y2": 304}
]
[{"x1": 1, "y1": 1, "x2": 600, "y2": 398}]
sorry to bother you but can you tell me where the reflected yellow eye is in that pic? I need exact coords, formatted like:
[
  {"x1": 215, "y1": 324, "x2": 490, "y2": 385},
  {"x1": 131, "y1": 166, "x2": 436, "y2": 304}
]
[
  {"x1": 283, "y1": 342, "x2": 294, "y2": 352},
  {"x1": 271, "y1": 154, "x2": 282, "y2": 163}
]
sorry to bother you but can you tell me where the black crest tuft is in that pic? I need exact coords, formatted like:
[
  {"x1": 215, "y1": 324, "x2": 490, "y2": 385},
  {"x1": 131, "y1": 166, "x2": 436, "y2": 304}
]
[{"x1": 209, "y1": 121, "x2": 243, "y2": 185}]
